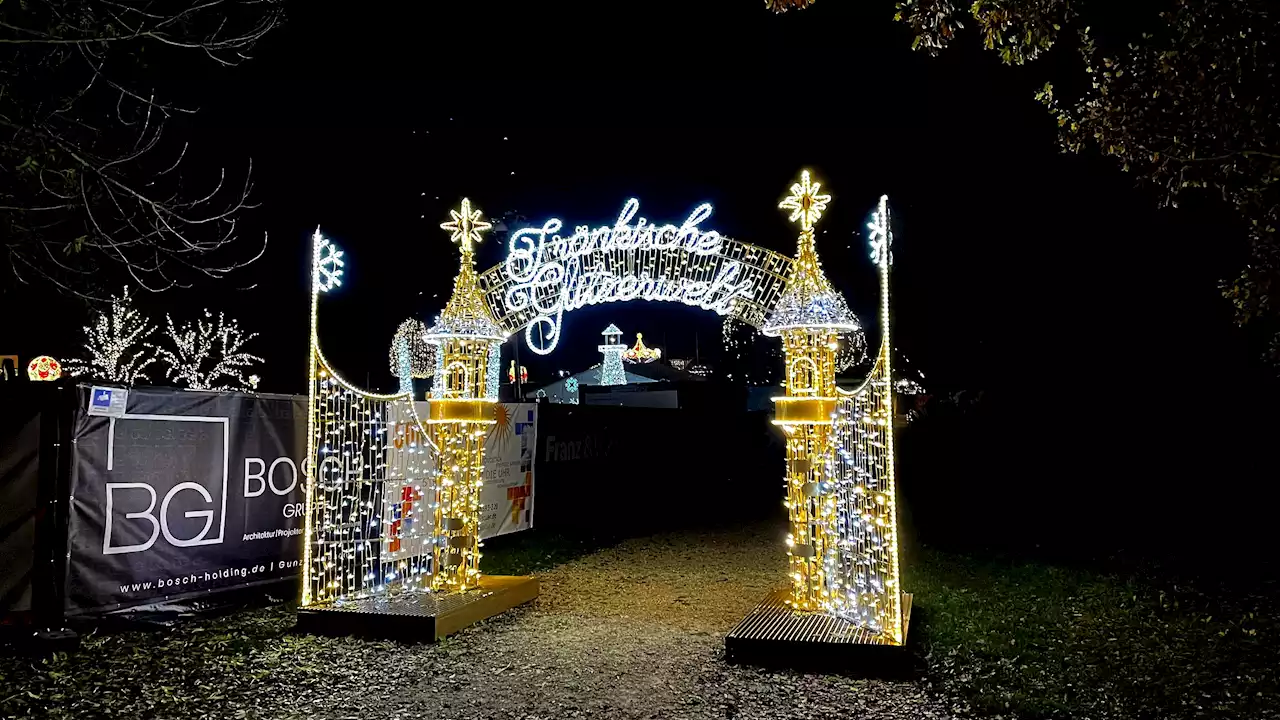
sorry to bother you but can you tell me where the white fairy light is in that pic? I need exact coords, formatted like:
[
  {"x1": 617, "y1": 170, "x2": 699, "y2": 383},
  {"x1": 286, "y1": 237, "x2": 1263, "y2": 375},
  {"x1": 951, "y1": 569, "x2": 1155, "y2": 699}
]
[
  {"x1": 150, "y1": 310, "x2": 263, "y2": 391},
  {"x1": 479, "y1": 199, "x2": 794, "y2": 355},
  {"x1": 302, "y1": 226, "x2": 438, "y2": 608},
  {"x1": 867, "y1": 195, "x2": 893, "y2": 268},
  {"x1": 389, "y1": 318, "x2": 436, "y2": 380},
  {"x1": 66, "y1": 286, "x2": 157, "y2": 384},
  {"x1": 835, "y1": 331, "x2": 869, "y2": 372},
  {"x1": 597, "y1": 324, "x2": 627, "y2": 386},
  {"x1": 313, "y1": 228, "x2": 345, "y2": 293}
]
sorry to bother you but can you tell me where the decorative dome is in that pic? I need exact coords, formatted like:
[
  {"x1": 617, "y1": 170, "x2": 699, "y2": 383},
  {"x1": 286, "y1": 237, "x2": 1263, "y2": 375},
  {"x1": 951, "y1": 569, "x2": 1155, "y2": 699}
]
[
  {"x1": 761, "y1": 269, "x2": 861, "y2": 336},
  {"x1": 423, "y1": 268, "x2": 505, "y2": 342}
]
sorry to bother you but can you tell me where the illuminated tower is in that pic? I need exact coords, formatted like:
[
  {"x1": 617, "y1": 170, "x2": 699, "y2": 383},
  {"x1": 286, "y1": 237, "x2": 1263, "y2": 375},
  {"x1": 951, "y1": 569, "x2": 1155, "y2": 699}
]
[
  {"x1": 763, "y1": 171, "x2": 861, "y2": 611},
  {"x1": 424, "y1": 198, "x2": 505, "y2": 593},
  {"x1": 597, "y1": 324, "x2": 627, "y2": 386}
]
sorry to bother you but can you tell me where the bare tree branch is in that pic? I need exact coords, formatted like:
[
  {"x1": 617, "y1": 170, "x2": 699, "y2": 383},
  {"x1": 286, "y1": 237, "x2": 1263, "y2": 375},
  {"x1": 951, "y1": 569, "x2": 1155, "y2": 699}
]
[{"x1": 0, "y1": 0, "x2": 283, "y2": 300}]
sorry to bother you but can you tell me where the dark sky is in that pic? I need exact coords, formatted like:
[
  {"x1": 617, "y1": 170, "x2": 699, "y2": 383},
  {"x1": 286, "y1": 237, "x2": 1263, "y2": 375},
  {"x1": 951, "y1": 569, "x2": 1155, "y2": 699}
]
[{"x1": 14, "y1": 0, "x2": 1265, "y2": 400}]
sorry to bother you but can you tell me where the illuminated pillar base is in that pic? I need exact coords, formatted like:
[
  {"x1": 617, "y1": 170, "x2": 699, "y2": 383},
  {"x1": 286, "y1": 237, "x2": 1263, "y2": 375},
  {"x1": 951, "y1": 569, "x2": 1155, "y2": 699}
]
[
  {"x1": 724, "y1": 590, "x2": 913, "y2": 675},
  {"x1": 297, "y1": 575, "x2": 539, "y2": 642}
]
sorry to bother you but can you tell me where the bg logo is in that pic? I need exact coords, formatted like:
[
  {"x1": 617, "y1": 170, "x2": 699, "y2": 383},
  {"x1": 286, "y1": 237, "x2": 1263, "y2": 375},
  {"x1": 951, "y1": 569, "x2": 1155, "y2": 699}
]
[{"x1": 101, "y1": 416, "x2": 229, "y2": 556}]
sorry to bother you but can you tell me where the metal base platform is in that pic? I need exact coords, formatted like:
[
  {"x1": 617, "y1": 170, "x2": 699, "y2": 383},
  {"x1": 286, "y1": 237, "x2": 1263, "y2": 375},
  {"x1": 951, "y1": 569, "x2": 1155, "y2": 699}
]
[
  {"x1": 296, "y1": 575, "x2": 539, "y2": 642},
  {"x1": 725, "y1": 589, "x2": 913, "y2": 676}
]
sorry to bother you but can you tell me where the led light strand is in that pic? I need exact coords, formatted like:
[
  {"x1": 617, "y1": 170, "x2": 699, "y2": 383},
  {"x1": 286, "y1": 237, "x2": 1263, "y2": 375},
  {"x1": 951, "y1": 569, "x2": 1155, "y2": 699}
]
[
  {"x1": 150, "y1": 310, "x2": 263, "y2": 391},
  {"x1": 477, "y1": 199, "x2": 795, "y2": 355},
  {"x1": 302, "y1": 228, "x2": 438, "y2": 608},
  {"x1": 597, "y1": 324, "x2": 628, "y2": 386},
  {"x1": 813, "y1": 194, "x2": 905, "y2": 642},
  {"x1": 389, "y1": 318, "x2": 436, "y2": 383},
  {"x1": 426, "y1": 199, "x2": 504, "y2": 593},
  {"x1": 66, "y1": 286, "x2": 157, "y2": 384}
]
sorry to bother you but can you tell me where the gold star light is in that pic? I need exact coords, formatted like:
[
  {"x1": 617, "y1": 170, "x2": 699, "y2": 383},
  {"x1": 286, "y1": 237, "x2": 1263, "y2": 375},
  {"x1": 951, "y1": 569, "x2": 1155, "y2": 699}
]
[
  {"x1": 440, "y1": 198, "x2": 492, "y2": 255},
  {"x1": 778, "y1": 170, "x2": 832, "y2": 231}
]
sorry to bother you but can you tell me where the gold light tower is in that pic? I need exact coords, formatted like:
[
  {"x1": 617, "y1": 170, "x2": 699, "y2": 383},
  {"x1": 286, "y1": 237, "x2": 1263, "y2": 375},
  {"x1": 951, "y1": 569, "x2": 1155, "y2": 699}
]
[
  {"x1": 424, "y1": 198, "x2": 505, "y2": 593},
  {"x1": 763, "y1": 170, "x2": 861, "y2": 611}
]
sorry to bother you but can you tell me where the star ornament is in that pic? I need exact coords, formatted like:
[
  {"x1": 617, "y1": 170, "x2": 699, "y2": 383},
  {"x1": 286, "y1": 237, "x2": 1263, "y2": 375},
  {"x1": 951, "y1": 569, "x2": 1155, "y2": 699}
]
[
  {"x1": 441, "y1": 198, "x2": 492, "y2": 254},
  {"x1": 779, "y1": 170, "x2": 832, "y2": 230}
]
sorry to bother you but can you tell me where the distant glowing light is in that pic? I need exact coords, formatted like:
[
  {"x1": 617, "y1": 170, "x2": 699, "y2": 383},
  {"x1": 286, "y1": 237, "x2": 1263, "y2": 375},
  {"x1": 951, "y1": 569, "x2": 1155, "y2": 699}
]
[
  {"x1": 622, "y1": 333, "x2": 662, "y2": 364},
  {"x1": 27, "y1": 355, "x2": 62, "y2": 381}
]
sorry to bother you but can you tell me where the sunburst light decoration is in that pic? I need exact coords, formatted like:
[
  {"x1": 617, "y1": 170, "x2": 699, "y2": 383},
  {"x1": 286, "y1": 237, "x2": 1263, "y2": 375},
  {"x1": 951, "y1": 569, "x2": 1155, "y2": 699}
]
[{"x1": 490, "y1": 402, "x2": 516, "y2": 450}]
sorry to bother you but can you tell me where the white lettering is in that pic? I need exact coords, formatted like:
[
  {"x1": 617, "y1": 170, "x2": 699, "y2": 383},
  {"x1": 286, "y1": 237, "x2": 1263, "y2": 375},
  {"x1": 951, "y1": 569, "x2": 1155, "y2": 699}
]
[
  {"x1": 244, "y1": 457, "x2": 267, "y2": 498},
  {"x1": 503, "y1": 200, "x2": 749, "y2": 354},
  {"x1": 160, "y1": 482, "x2": 217, "y2": 547},
  {"x1": 103, "y1": 483, "x2": 160, "y2": 555},
  {"x1": 267, "y1": 457, "x2": 299, "y2": 495}
]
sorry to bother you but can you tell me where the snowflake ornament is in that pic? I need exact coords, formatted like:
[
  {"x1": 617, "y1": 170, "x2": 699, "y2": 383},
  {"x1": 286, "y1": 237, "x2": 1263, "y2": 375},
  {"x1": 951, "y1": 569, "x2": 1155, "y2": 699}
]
[
  {"x1": 314, "y1": 230, "x2": 345, "y2": 292},
  {"x1": 867, "y1": 195, "x2": 893, "y2": 267}
]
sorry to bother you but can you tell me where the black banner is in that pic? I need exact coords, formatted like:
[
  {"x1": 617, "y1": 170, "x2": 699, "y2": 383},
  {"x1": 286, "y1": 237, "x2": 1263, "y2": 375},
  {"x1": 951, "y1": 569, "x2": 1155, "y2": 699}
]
[
  {"x1": 66, "y1": 386, "x2": 307, "y2": 614},
  {"x1": 0, "y1": 390, "x2": 42, "y2": 616}
]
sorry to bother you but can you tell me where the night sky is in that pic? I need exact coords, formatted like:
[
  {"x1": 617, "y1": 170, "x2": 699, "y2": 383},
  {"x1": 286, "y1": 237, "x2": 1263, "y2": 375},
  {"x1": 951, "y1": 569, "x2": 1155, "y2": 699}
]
[{"x1": 11, "y1": 1, "x2": 1265, "y2": 402}]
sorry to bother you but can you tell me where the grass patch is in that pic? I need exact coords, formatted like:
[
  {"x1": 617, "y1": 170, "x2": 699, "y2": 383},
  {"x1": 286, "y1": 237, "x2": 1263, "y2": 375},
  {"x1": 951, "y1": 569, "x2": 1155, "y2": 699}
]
[
  {"x1": 480, "y1": 529, "x2": 617, "y2": 576},
  {"x1": 0, "y1": 530, "x2": 615, "y2": 719},
  {"x1": 4, "y1": 533, "x2": 1276, "y2": 719},
  {"x1": 910, "y1": 550, "x2": 1280, "y2": 719}
]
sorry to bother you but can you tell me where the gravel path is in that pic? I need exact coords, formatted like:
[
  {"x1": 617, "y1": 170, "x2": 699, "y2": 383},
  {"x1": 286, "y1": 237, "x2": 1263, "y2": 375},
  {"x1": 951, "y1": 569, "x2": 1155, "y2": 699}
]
[{"x1": 248, "y1": 524, "x2": 963, "y2": 720}]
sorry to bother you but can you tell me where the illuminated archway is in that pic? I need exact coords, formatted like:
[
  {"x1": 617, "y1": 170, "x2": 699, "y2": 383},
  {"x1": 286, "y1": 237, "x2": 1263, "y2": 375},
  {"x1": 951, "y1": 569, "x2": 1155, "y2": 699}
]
[{"x1": 299, "y1": 172, "x2": 910, "y2": 651}]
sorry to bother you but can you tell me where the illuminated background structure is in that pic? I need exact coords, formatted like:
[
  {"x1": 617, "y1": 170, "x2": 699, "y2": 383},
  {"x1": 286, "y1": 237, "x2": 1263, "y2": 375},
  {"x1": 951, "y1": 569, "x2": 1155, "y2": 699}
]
[{"x1": 300, "y1": 172, "x2": 907, "y2": 648}]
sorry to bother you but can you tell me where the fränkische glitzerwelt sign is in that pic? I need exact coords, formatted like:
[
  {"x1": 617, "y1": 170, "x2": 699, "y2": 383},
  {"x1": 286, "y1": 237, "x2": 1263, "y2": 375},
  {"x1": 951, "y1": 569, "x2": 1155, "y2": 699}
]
[{"x1": 477, "y1": 199, "x2": 794, "y2": 354}]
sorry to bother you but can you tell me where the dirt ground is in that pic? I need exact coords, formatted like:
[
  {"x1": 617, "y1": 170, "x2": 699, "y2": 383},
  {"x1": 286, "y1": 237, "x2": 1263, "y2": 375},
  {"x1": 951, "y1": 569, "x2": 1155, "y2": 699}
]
[{"x1": 248, "y1": 525, "x2": 963, "y2": 720}]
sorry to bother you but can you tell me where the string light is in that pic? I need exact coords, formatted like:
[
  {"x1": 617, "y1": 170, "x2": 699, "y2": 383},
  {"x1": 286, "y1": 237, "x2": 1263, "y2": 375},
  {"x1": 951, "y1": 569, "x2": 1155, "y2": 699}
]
[
  {"x1": 597, "y1": 324, "x2": 628, "y2": 386},
  {"x1": 766, "y1": 172, "x2": 906, "y2": 644},
  {"x1": 150, "y1": 310, "x2": 263, "y2": 391},
  {"x1": 389, "y1": 318, "x2": 436, "y2": 382},
  {"x1": 478, "y1": 199, "x2": 794, "y2": 355},
  {"x1": 314, "y1": 231, "x2": 345, "y2": 292},
  {"x1": 66, "y1": 286, "x2": 157, "y2": 384},
  {"x1": 835, "y1": 331, "x2": 869, "y2": 372},
  {"x1": 425, "y1": 199, "x2": 505, "y2": 593},
  {"x1": 818, "y1": 194, "x2": 904, "y2": 642},
  {"x1": 302, "y1": 229, "x2": 438, "y2": 608}
]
